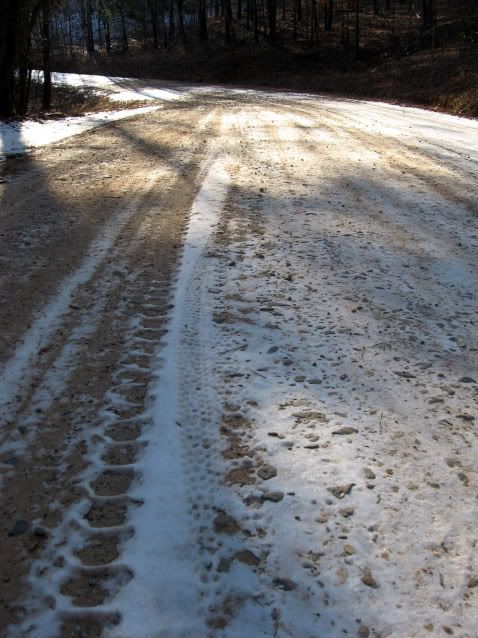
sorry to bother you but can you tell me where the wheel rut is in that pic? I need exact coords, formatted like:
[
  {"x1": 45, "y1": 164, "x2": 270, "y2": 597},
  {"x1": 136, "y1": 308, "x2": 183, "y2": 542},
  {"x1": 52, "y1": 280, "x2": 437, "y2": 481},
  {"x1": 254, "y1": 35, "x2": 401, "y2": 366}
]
[{"x1": 0, "y1": 105, "x2": 221, "y2": 637}]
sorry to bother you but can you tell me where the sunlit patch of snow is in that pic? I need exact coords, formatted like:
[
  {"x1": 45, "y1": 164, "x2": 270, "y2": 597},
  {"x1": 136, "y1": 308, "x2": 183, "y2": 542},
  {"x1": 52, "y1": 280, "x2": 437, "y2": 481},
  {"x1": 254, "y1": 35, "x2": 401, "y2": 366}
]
[{"x1": 44, "y1": 71, "x2": 184, "y2": 103}]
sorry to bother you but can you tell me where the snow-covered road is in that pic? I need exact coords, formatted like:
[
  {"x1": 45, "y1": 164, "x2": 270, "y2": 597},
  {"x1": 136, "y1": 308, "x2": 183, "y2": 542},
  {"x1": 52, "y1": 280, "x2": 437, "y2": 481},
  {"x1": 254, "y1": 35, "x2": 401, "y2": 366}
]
[{"x1": 0, "y1": 80, "x2": 477, "y2": 638}]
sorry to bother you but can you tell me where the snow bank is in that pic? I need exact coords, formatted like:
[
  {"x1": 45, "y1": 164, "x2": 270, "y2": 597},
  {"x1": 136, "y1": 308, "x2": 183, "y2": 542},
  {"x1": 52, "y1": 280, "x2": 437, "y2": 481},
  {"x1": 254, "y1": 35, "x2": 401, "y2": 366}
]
[
  {"x1": 44, "y1": 71, "x2": 184, "y2": 103},
  {"x1": 0, "y1": 106, "x2": 159, "y2": 156}
]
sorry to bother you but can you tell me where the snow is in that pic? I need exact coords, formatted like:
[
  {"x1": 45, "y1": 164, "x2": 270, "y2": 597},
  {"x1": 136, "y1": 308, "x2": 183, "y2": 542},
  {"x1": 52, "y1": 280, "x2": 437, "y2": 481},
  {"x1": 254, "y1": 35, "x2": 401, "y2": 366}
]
[
  {"x1": 2, "y1": 70, "x2": 477, "y2": 162},
  {"x1": 108, "y1": 104, "x2": 476, "y2": 636},
  {"x1": 9, "y1": 116, "x2": 232, "y2": 638},
  {"x1": 0, "y1": 71, "x2": 191, "y2": 156},
  {"x1": 0, "y1": 106, "x2": 159, "y2": 155},
  {"x1": 48, "y1": 71, "x2": 184, "y2": 102},
  {"x1": 187, "y1": 105, "x2": 477, "y2": 637},
  {"x1": 109, "y1": 136, "x2": 231, "y2": 638}
]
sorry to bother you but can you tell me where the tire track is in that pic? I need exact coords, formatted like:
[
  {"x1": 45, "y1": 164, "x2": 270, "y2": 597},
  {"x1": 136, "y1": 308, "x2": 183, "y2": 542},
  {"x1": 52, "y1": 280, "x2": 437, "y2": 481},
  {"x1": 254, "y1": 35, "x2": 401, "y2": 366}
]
[{"x1": 1, "y1": 105, "x2": 220, "y2": 637}]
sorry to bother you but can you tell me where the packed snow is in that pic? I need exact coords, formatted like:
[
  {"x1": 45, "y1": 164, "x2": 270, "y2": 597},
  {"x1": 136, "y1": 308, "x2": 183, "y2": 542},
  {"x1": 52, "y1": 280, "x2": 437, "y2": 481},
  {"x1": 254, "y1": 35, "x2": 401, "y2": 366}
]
[
  {"x1": 121, "y1": 103, "x2": 476, "y2": 637},
  {"x1": 3, "y1": 71, "x2": 478, "y2": 160}
]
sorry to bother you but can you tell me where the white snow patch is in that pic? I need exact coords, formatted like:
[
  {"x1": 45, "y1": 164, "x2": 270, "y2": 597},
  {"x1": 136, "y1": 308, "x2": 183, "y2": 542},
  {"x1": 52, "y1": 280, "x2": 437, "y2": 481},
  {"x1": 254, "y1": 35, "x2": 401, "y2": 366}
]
[
  {"x1": 191, "y1": 102, "x2": 478, "y2": 637},
  {"x1": 109, "y1": 133, "x2": 231, "y2": 638},
  {"x1": 0, "y1": 106, "x2": 159, "y2": 156},
  {"x1": 43, "y1": 71, "x2": 184, "y2": 103}
]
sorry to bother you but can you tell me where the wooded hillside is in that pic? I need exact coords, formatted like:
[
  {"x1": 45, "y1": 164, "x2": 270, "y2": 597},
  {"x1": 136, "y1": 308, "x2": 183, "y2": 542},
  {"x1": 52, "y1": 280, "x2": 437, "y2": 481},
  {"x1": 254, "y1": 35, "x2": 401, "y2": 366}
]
[{"x1": 1, "y1": 0, "x2": 477, "y2": 117}]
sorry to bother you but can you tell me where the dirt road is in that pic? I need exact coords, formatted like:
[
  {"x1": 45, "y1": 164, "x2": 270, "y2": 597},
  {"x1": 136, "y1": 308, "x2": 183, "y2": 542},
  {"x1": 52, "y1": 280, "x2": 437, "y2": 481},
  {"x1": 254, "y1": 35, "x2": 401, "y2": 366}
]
[{"x1": 1, "y1": 89, "x2": 477, "y2": 638}]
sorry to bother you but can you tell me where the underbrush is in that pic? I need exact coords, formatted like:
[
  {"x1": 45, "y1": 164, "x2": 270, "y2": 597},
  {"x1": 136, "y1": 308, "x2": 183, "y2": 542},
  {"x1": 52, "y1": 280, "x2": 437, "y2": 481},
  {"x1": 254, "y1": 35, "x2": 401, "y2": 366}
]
[{"x1": 22, "y1": 80, "x2": 149, "y2": 118}]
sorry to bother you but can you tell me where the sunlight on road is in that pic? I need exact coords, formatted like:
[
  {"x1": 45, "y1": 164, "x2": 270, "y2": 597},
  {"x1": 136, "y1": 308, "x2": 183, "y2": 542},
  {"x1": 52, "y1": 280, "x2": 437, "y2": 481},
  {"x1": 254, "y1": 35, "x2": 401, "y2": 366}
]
[{"x1": 1, "y1": 78, "x2": 477, "y2": 638}]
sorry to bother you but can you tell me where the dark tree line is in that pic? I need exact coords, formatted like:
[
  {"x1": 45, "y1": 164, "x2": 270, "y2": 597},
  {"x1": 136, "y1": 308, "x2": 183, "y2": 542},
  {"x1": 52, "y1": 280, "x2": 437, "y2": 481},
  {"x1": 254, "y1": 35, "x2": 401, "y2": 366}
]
[
  {"x1": 0, "y1": 1, "x2": 37, "y2": 116},
  {"x1": 1, "y1": 0, "x2": 477, "y2": 116}
]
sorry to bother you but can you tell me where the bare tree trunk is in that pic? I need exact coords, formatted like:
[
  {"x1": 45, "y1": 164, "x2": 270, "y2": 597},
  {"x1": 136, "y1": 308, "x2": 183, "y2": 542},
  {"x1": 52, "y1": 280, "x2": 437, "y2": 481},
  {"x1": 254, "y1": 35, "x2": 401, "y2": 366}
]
[
  {"x1": 68, "y1": 13, "x2": 73, "y2": 45},
  {"x1": 149, "y1": 0, "x2": 159, "y2": 48},
  {"x1": 254, "y1": 0, "x2": 259, "y2": 40},
  {"x1": 161, "y1": 1, "x2": 168, "y2": 46},
  {"x1": 267, "y1": 0, "x2": 277, "y2": 44},
  {"x1": 340, "y1": 0, "x2": 348, "y2": 45},
  {"x1": 98, "y1": 0, "x2": 111, "y2": 51},
  {"x1": 17, "y1": 63, "x2": 30, "y2": 115},
  {"x1": 42, "y1": 0, "x2": 52, "y2": 111},
  {"x1": 198, "y1": 0, "x2": 208, "y2": 40},
  {"x1": 0, "y1": 0, "x2": 45, "y2": 116},
  {"x1": 105, "y1": 16, "x2": 111, "y2": 52},
  {"x1": 354, "y1": 0, "x2": 360, "y2": 58},
  {"x1": 85, "y1": 0, "x2": 95, "y2": 53},
  {"x1": 293, "y1": 0, "x2": 297, "y2": 40},
  {"x1": 177, "y1": 0, "x2": 186, "y2": 42},
  {"x1": 224, "y1": 0, "x2": 235, "y2": 43},
  {"x1": 324, "y1": 0, "x2": 334, "y2": 30},
  {"x1": 141, "y1": 0, "x2": 148, "y2": 44},
  {"x1": 120, "y1": 0, "x2": 129, "y2": 51},
  {"x1": 311, "y1": 0, "x2": 318, "y2": 43},
  {"x1": 17, "y1": 25, "x2": 34, "y2": 116},
  {"x1": 97, "y1": 11, "x2": 103, "y2": 47},
  {"x1": 169, "y1": 0, "x2": 176, "y2": 40},
  {"x1": 261, "y1": 0, "x2": 267, "y2": 35}
]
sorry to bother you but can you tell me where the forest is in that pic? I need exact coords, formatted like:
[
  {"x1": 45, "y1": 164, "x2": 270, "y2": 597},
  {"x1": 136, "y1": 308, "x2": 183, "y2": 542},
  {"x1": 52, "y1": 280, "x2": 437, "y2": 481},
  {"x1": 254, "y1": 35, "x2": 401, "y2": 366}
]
[{"x1": 1, "y1": 0, "x2": 477, "y2": 117}]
